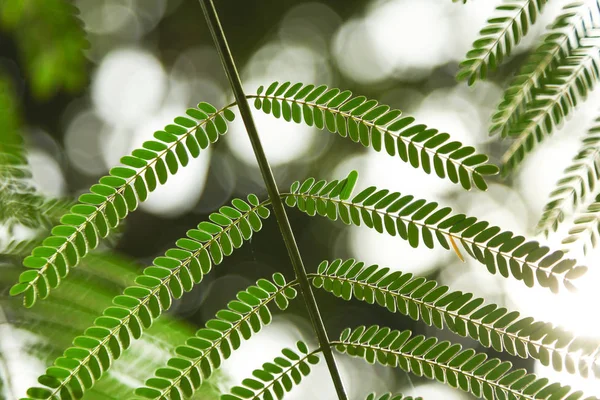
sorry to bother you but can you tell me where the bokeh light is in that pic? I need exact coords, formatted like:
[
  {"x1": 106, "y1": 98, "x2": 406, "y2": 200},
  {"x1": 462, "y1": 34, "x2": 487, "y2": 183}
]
[{"x1": 92, "y1": 48, "x2": 166, "y2": 127}]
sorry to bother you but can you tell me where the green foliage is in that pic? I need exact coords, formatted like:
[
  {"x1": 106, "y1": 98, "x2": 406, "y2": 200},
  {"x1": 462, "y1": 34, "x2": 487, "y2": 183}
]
[
  {"x1": 220, "y1": 341, "x2": 320, "y2": 400},
  {"x1": 0, "y1": 0, "x2": 89, "y2": 99},
  {"x1": 0, "y1": 253, "x2": 221, "y2": 400},
  {"x1": 335, "y1": 325, "x2": 584, "y2": 400},
  {"x1": 253, "y1": 81, "x2": 499, "y2": 191},
  {"x1": 0, "y1": 72, "x2": 74, "y2": 250},
  {"x1": 21, "y1": 197, "x2": 266, "y2": 400},
  {"x1": 538, "y1": 113, "x2": 600, "y2": 236},
  {"x1": 457, "y1": 0, "x2": 550, "y2": 85},
  {"x1": 502, "y1": 49, "x2": 600, "y2": 174},
  {"x1": 562, "y1": 192, "x2": 600, "y2": 254},
  {"x1": 286, "y1": 174, "x2": 586, "y2": 293},
  {"x1": 312, "y1": 259, "x2": 600, "y2": 378},
  {"x1": 7, "y1": 0, "x2": 600, "y2": 396},
  {"x1": 135, "y1": 274, "x2": 297, "y2": 399},
  {"x1": 10, "y1": 103, "x2": 235, "y2": 308},
  {"x1": 490, "y1": 2, "x2": 596, "y2": 137}
]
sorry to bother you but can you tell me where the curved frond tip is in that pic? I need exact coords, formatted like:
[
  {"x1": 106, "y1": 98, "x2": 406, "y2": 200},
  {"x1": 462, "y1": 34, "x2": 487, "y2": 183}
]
[
  {"x1": 286, "y1": 172, "x2": 587, "y2": 293},
  {"x1": 490, "y1": 1, "x2": 597, "y2": 137},
  {"x1": 220, "y1": 341, "x2": 320, "y2": 400},
  {"x1": 458, "y1": 0, "x2": 550, "y2": 85},
  {"x1": 135, "y1": 274, "x2": 297, "y2": 400},
  {"x1": 502, "y1": 49, "x2": 600, "y2": 175},
  {"x1": 336, "y1": 325, "x2": 585, "y2": 400},
  {"x1": 21, "y1": 195, "x2": 266, "y2": 400},
  {"x1": 537, "y1": 112, "x2": 600, "y2": 236},
  {"x1": 10, "y1": 103, "x2": 235, "y2": 308},
  {"x1": 562, "y1": 192, "x2": 600, "y2": 254},
  {"x1": 313, "y1": 259, "x2": 600, "y2": 378},
  {"x1": 253, "y1": 81, "x2": 499, "y2": 191}
]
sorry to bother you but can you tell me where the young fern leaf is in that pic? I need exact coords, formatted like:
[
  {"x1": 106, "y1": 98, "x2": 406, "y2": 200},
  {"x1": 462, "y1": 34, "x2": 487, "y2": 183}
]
[
  {"x1": 134, "y1": 274, "x2": 298, "y2": 400},
  {"x1": 490, "y1": 2, "x2": 596, "y2": 137},
  {"x1": 220, "y1": 341, "x2": 320, "y2": 400},
  {"x1": 312, "y1": 259, "x2": 600, "y2": 378},
  {"x1": 562, "y1": 192, "x2": 600, "y2": 254},
  {"x1": 537, "y1": 113, "x2": 600, "y2": 235},
  {"x1": 252, "y1": 81, "x2": 499, "y2": 191},
  {"x1": 285, "y1": 173, "x2": 587, "y2": 293},
  {"x1": 502, "y1": 49, "x2": 600, "y2": 174},
  {"x1": 10, "y1": 103, "x2": 235, "y2": 308},
  {"x1": 365, "y1": 394, "x2": 422, "y2": 400},
  {"x1": 457, "y1": 0, "x2": 550, "y2": 85},
  {"x1": 21, "y1": 196, "x2": 267, "y2": 400},
  {"x1": 335, "y1": 326, "x2": 583, "y2": 400}
]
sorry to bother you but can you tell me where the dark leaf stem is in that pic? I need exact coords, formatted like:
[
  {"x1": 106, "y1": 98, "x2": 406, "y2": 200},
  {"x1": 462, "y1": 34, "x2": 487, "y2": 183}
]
[{"x1": 198, "y1": 1, "x2": 349, "y2": 399}]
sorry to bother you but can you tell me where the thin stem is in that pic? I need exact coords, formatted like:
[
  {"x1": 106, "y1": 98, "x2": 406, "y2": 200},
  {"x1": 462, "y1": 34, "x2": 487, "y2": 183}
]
[{"x1": 198, "y1": 1, "x2": 348, "y2": 399}]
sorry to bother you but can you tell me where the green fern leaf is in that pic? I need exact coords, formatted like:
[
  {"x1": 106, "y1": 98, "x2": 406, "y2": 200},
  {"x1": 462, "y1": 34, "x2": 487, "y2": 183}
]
[
  {"x1": 286, "y1": 172, "x2": 587, "y2": 293},
  {"x1": 135, "y1": 274, "x2": 297, "y2": 399},
  {"x1": 537, "y1": 113, "x2": 600, "y2": 235},
  {"x1": 457, "y1": 0, "x2": 550, "y2": 85},
  {"x1": 220, "y1": 341, "x2": 320, "y2": 400},
  {"x1": 0, "y1": 0, "x2": 89, "y2": 98},
  {"x1": 502, "y1": 49, "x2": 600, "y2": 174},
  {"x1": 312, "y1": 259, "x2": 600, "y2": 378},
  {"x1": 252, "y1": 81, "x2": 499, "y2": 191},
  {"x1": 335, "y1": 326, "x2": 581, "y2": 400},
  {"x1": 562, "y1": 192, "x2": 600, "y2": 254},
  {"x1": 20, "y1": 196, "x2": 267, "y2": 400},
  {"x1": 490, "y1": 2, "x2": 596, "y2": 136},
  {"x1": 9, "y1": 103, "x2": 235, "y2": 308}
]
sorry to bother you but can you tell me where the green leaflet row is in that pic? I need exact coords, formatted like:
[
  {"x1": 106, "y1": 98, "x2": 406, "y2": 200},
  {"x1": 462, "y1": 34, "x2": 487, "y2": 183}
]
[
  {"x1": 312, "y1": 259, "x2": 599, "y2": 379},
  {"x1": 537, "y1": 112, "x2": 600, "y2": 244},
  {"x1": 502, "y1": 50, "x2": 600, "y2": 174},
  {"x1": 10, "y1": 102, "x2": 235, "y2": 308},
  {"x1": 220, "y1": 341, "x2": 319, "y2": 400},
  {"x1": 489, "y1": 2, "x2": 596, "y2": 137},
  {"x1": 285, "y1": 173, "x2": 587, "y2": 293},
  {"x1": 457, "y1": 0, "x2": 550, "y2": 85},
  {"x1": 335, "y1": 325, "x2": 588, "y2": 400},
  {"x1": 134, "y1": 274, "x2": 297, "y2": 400},
  {"x1": 22, "y1": 195, "x2": 266, "y2": 400},
  {"x1": 252, "y1": 81, "x2": 499, "y2": 191}
]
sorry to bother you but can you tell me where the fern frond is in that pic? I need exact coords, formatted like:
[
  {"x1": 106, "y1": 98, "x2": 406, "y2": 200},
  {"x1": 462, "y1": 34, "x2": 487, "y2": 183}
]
[
  {"x1": 537, "y1": 113, "x2": 600, "y2": 235},
  {"x1": 0, "y1": 0, "x2": 89, "y2": 98},
  {"x1": 252, "y1": 81, "x2": 499, "y2": 191},
  {"x1": 312, "y1": 259, "x2": 600, "y2": 378},
  {"x1": 285, "y1": 173, "x2": 586, "y2": 293},
  {"x1": 457, "y1": 0, "x2": 550, "y2": 85},
  {"x1": 335, "y1": 326, "x2": 582, "y2": 400},
  {"x1": 220, "y1": 341, "x2": 320, "y2": 400},
  {"x1": 562, "y1": 192, "x2": 600, "y2": 253},
  {"x1": 21, "y1": 196, "x2": 267, "y2": 400},
  {"x1": 490, "y1": 2, "x2": 597, "y2": 136},
  {"x1": 366, "y1": 393, "x2": 422, "y2": 400},
  {"x1": 502, "y1": 49, "x2": 600, "y2": 174},
  {"x1": 10, "y1": 103, "x2": 235, "y2": 308},
  {"x1": 135, "y1": 274, "x2": 297, "y2": 399}
]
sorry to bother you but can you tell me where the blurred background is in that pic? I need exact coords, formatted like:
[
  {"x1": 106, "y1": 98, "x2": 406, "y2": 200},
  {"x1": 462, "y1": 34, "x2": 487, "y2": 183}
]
[{"x1": 1, "y1": 0, "x2": 600, "y2": 398}]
